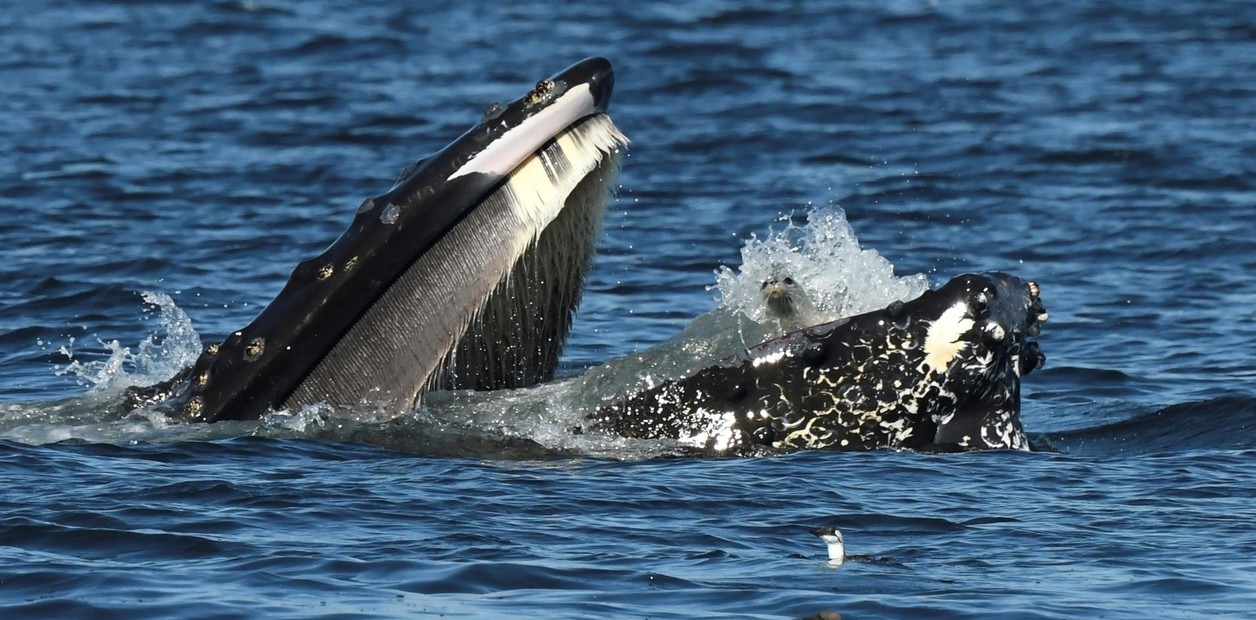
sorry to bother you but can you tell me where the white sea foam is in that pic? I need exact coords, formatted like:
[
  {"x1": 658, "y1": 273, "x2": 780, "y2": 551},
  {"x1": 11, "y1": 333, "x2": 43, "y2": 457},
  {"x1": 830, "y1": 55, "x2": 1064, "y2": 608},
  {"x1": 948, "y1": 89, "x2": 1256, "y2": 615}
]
[
  {"x1": 570, "y1": 208, "x2": 928, "y2": 398},
  {"x1": 713, "y1": 207, "x2": 929, "y2": 325}
]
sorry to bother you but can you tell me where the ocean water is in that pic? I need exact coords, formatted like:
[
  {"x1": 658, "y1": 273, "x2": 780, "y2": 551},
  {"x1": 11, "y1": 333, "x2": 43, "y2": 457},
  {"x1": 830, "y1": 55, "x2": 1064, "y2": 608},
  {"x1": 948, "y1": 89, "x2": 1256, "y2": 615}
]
[{"x1": 2, "y1": 0, "x2": 1255, "y2": 618}]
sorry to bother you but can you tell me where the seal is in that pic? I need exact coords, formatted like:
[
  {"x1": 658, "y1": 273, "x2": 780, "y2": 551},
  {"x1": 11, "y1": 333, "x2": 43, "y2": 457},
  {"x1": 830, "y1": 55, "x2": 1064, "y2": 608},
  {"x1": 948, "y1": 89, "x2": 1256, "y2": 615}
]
[
  {"x1": 589, "y1": 272, "x2": 1047, "y2": 454},
  {"x1": 760, "y1": 274, "x2": 824, "y2": 334}
]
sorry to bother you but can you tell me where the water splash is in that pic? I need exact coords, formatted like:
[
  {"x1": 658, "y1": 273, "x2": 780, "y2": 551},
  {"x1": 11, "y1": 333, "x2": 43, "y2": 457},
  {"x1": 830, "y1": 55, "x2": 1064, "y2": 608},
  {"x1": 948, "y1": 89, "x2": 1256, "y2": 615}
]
[
  {"x1": 53, "y1": 291, "x2": 202, "y2": 395},
  {"x1": 714, "y1": 207, "x2": 929, "y2": 325},
  {"x1": 415, "y1": 207, "x2": 934, "y2": 458},
  {"x1": 0, "y1": 292, "x2": 206, "y2": 444}
]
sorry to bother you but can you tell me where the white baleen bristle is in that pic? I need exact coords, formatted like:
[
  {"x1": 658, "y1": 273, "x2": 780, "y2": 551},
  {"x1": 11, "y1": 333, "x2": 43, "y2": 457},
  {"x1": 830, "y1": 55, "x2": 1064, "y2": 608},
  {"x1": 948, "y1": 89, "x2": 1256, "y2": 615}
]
[
  {"x1": 494, "y1": 114, "x2": 629, "y2": 242},
  {"x1": 431, "y1": 114, "x2": 628, "y2": 391}
]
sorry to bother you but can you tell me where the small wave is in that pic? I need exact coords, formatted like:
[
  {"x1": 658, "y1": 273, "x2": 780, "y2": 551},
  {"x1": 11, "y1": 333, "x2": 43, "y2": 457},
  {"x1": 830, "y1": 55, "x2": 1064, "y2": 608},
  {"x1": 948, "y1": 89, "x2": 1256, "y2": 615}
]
[
  {"x1": 1042, "y1": 395, "x2": 1256, "y2": 455},
  {"x1": 0, "y1": 515, "x2": 234, "y2": 559}
]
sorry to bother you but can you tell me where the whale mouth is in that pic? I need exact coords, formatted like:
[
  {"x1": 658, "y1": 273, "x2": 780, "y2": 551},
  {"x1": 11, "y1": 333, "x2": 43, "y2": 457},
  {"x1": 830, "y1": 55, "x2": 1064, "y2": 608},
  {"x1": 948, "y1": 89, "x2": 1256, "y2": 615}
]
[
  {"x1": 167, "y1": 57, "x2": 629, "y2": 423},
  {"x1": 590, "y1": 271, "x2": 1048, "y2": 454}
]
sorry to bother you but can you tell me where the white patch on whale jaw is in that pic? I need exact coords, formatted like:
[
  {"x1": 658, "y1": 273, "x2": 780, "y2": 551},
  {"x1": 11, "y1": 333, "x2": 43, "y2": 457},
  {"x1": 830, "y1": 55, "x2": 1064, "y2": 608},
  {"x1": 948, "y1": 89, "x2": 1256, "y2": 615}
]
[
  {"x1": 450, "y1": 83, "x2": 599, "y2": 180},
  {"x1": 919, "y1": 301, "x2": 974, "y2": 374},
  {"x1": 983, "y1": 415, "x2": 1029, "y2": 451}
]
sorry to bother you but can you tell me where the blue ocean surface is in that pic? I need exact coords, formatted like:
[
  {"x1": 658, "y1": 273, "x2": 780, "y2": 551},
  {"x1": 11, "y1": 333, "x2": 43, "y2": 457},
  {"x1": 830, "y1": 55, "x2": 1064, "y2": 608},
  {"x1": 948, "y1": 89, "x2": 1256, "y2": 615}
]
[{"x1": 2, "y1": 1, "x2": 1255, "y2": 618}]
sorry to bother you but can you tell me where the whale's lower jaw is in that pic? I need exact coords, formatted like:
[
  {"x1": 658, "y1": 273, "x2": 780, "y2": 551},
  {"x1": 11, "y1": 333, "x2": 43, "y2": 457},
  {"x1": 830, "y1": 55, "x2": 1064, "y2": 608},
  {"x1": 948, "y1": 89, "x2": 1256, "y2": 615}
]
[
  {"x1": 283, "y1": 115, "x2": 626, "y2": 415},
  {"x1": 589, "y1": 273, "x2": 1047, "y2": 455}
]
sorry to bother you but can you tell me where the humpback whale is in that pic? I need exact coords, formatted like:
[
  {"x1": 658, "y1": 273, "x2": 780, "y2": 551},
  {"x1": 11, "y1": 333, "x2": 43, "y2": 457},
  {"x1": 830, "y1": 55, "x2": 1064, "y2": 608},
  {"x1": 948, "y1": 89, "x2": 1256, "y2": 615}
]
[
  {"x1": 118, "y1": 57, "x2": 1048, "y2": 454},
  {"x1": 135, "y1": 57, "x2": 629, "y2": 423},
  {"x1": 589, "y1": 273, "x2": 1047, "y2": 454}
]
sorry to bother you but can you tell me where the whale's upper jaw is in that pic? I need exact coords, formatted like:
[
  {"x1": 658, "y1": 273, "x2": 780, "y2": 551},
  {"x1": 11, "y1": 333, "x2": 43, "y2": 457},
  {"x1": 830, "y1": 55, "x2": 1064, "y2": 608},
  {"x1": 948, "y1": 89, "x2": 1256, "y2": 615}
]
[
  {"x1": 166, "y1": 57, "x2": 626, "y2": 424},
  {"x1": 388, "y1": 56, "x2": 616, "y2": 197},
  {"x1": 590, "y1": 272, "x2": 1047, "y2": 454}
]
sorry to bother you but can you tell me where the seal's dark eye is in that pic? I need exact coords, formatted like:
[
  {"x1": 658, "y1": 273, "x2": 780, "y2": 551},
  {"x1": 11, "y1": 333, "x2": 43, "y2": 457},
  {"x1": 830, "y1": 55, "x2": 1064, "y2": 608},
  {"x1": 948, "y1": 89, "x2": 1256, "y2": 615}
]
[
  {"x1": 760, "y1": 280, "x2": 770, "y2": 290},
  {"x1": 783, "y1": 277, "x2": 794, "y2": 286}
]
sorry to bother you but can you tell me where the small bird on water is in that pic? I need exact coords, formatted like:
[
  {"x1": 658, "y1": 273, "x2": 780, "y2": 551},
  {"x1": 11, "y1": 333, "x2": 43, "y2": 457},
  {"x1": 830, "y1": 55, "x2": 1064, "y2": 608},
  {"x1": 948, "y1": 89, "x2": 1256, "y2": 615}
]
[{"x1": 810, "y1": 525, "x2": 845, "y2": 565}]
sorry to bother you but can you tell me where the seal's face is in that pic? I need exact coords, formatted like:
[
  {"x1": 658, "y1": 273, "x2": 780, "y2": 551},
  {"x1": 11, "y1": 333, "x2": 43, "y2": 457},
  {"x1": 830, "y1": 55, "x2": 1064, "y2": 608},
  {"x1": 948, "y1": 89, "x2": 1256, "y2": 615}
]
[
  {"x1": 761, "y1": 276, "x2": 801, "y2": 317},
  {"x1": 592, "y1": 272, "x2": 1047, "y2": 454}
]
